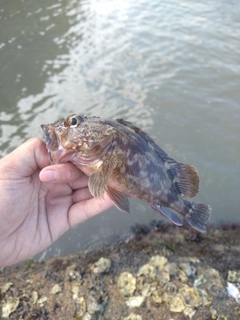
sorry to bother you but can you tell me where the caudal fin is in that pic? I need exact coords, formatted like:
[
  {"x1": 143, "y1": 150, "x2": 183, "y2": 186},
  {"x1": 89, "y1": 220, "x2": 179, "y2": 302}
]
[{"x1": 185, "y1": 203, "x2": 212, "y2": 233}]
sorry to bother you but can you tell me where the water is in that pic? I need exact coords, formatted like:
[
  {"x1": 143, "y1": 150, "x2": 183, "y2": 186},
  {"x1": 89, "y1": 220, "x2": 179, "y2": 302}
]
[{"x1": 0, "y1": 0, "x2": 240, "y2": 258}]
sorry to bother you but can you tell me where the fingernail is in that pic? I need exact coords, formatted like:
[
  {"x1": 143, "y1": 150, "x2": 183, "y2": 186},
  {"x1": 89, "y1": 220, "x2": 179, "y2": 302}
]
[{"x1": 40, "y1": 169, "x2": 57, "y2": 182}]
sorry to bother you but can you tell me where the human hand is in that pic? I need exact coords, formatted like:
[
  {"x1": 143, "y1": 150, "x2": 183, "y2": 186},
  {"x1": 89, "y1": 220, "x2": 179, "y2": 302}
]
[{"x1": 0, "y1": 138, "x2": 113, "y2": 267}]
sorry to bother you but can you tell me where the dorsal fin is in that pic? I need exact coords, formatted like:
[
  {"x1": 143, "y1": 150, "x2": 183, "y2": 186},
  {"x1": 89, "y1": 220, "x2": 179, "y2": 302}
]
[{"x1": 116, "y1": 119, "x2": 169, "y2": 160}]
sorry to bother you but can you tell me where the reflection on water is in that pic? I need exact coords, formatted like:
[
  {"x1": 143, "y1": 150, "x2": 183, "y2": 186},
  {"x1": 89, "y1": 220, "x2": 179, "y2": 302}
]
[{"x1": 0, "y1": 0, "x2": 240, "y2": 258}]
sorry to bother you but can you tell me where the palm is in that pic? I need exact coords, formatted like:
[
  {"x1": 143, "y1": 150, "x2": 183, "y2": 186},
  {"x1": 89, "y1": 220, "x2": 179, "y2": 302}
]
[
  {"x1": 0, "y1": 138, "x2": 113, "y2": 266},
  {"x1": 0, "y1": 171, "x2": 68, "y2": 263}
]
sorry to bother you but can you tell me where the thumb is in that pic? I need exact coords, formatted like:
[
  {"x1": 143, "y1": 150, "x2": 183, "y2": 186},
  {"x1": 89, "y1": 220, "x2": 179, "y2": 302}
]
[
  {"x1": 40, "y1": 163, "x2": 86, "y2": 183},
  {"x1": 1, "y1": 138, "x2": 49, "y2": 179}
]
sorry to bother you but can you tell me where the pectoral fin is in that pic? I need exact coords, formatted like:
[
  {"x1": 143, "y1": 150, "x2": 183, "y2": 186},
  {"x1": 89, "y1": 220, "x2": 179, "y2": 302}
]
[
  {"x1": 107, "y1": 186, "x2": 131, "y2": 214},
  {"x1": 152, "y1": 204, "x2": 183, "y2": 226},
  {"x1": 88, "y1": 172, "x2": 107, "y2": 199},
  {"x1": 88, "y1": 157, "x2": 118, "y2": 199}
]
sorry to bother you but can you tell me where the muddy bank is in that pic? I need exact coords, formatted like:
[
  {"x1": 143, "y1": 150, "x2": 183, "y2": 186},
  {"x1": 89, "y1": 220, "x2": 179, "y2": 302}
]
[{"x1": 1, "y1": 223, "x2": 240, "y2": 320}]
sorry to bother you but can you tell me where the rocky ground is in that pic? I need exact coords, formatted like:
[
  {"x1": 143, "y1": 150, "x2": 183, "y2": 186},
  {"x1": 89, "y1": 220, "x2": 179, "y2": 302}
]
[{"x1": 1, "y1": 222, "x2": 240, "y2": 320}]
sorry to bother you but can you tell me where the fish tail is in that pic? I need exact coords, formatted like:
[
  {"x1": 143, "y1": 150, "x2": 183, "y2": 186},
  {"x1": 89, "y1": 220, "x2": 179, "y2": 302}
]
[{"x1": 184, "y1": 202, "x2": 212, "y2": 233}]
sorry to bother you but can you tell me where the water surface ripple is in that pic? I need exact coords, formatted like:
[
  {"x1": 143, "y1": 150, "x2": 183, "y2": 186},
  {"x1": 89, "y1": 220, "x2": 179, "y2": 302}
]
[{"x1": 0, "y1": 0, "x2": 239, "y2": 258}]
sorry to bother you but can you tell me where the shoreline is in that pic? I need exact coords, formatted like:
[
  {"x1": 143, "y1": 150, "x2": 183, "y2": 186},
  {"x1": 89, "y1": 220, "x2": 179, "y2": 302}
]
[{"x1": 1, "y1": 223, "x2": 240, "y2": 319}]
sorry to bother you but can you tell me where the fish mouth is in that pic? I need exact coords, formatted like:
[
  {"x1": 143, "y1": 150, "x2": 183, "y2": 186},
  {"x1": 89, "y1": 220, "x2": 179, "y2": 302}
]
[
  {"x1": 41, "y1": 123, "x2": 76, "y2": 165},
  {"x1": 41, "y1": 124, "x2": 51, "y2": 148},
  {"x1": 41, "y1": 124, "x2": 60, "y2": 164},
  {"x1": 41, "y1": 124, "x2": 57, "y2": 150}
]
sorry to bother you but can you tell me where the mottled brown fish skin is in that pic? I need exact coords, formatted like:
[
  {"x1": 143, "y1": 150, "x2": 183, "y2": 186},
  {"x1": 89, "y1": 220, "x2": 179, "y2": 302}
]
[{"x1": 41, "y1": 114, "x2": 212, "y2": 232}]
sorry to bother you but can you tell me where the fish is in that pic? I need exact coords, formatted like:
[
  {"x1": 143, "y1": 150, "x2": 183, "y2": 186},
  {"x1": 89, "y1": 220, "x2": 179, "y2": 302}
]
[{"x1": 41, "y1": 114, "x2": 212, "y2": 232}]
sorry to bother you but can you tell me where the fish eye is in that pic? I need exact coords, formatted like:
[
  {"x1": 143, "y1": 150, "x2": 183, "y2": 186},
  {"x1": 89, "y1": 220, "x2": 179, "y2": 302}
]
[{"x1": 67, "y1": 115, "x2": 78, "y2": 128}]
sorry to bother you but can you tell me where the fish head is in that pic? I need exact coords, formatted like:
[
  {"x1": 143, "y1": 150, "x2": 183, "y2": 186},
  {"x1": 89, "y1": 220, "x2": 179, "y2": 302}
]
[{"x1": 41, "y1": 114, "x2": 116, "y2": 165}]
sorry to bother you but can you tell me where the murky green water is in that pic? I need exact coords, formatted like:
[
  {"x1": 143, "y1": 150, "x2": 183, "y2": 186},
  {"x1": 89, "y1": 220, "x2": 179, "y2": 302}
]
[{"x1": 1, "y1": 0, "x2": 240, "y2": 258}]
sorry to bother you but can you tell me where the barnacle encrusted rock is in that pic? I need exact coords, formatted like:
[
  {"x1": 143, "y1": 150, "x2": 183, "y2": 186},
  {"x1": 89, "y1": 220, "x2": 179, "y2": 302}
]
[
  {"x1": 117, "y1": 272, "x2": 136, "y2": 297},
  {"x1": 68, "y1": 269, "x2": 82, "y2": 282},
  {"x1": 86, "y1": 294, "x2": 101, "y2": 315},
  {"x1": 204, "y1": 268, "x2": 224, "y2": 298},
  {"x1": 2, "y1": 297, "x2": 19, "y2": 318},
  {"x1": 86, "y1": 288, "x2": 108, "y2": 315},
  {"x1": 51, "y1": 284, "x2": 62, "y2": 294},
  {"x1": 30, "y1": 291, "x2": 38, "y2": 304},
  {"x1": 137, "y1": 264, "x2": 155, "y2": 280},
  {"x1": 196, "y1": 288, "x2": 212, "y2": 306},
  {"x1": 1, "y1": 282, "x2": 13, "y2": 293},
  {"x1": 169, "y1": 294, "x2": 185, "y2": 312},
  {"x1": 162, "y1": 282, "x2": 178, "y2": 300},
  {"x1": 72, "y1": 285, "x2": 80, "y2": 299},
  {"x1": 126, "y1": 296, "x2": 145, "y2": 308},
  {"x1": 1, "y1": 225, "x2": 239, "y2": 319},
  {"x1": 179, "y1": 284, "x2": 201, "y2": 307},
  {"x1": 151, "y1": 290, "x2": 162, "y2": 305},
  {"x1": 149, "y1": 255, "x2": 168, "y2": 268},
  {"x1": 183, "y1": 306, "x2": 196, "y2": 319},
  {"x1": 123, "y1": 314, "x2": 143, "y2": 320},
  {"x1": 37, "y1": 296, "x2": 48, "y2": 306},
  {"x1": 75, "y1": 296, "x2": 86, "y2": 316},
  {"x1": 92, "y1": 257, "x2": 112, "y2": 274},
  {"x1": 179, "y1": 262, "x2": 197, "y2": 278},
  {"x1": 137, "y1": 255, "x2": 170, "y2": 285},
  {"x1": 194, "y1": 274, "x2": 207, "y2": 287},
  {"x1": 140, "y1": 282, "x2": 156, "y2": 297},
  {"x1": 217, "y1": 315, "x2": 228, "y2": 320},
  {"x1": 227, "y1": 270, "x2": 240, "y2": 283},
  {"x1": 82, "y1": 313, "x2": 92, "y2": 320}
]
